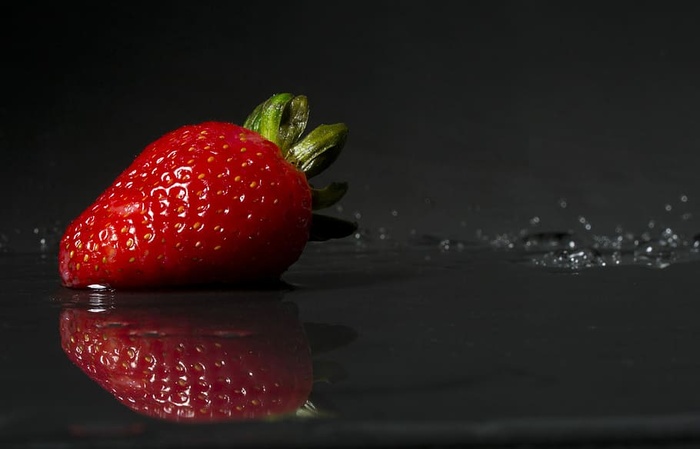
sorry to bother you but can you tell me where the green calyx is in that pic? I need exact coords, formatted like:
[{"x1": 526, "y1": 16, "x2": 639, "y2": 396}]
[
  {"x1": 243, "y1": 93, "x2": 348, "y2": 180},
  {"x1": 243, "y1": 93, "x2": 357, "y2": 241}
]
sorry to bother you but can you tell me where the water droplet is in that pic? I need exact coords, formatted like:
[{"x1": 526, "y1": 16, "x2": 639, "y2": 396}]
[
  {"x1": 529, "y1": 216, "x2": 541, "y2": 226},
  {"x1": 665, "y1": 204, "x2": 673, "y2": 212},
  {"x1": 681, "y1": 194, "x2": 689, "y2": 203},
  {"x1": 352, "y1": 227, "x2": 374, "y2": 246},
  {"x1": 353, "y1": 211, "x2": 362, "y2": 220},
  {"x1": 572, "y1": 216, "x2": 592, "y2": 231},
  {"x1": 633, "y1": 240, "x2": 675, "y2": 269},
  {"x1": 489, "y1": 233, "x2": 516, "y2": 249},
  {"x1": 390, "y1": 210, "x2": 399, "y2": 217},
  {"x1": 481, "y1": 217, "x2": 700, "y2": 271},
  {"x1": 661, "y1": 227, "x2": 676, "y2": 241},
  {"x1": 520, "y1": 231, "x2": 577, "y2": 251},
  {"x1": 610, "y1": 251, "x2": 622, "y2": 265},
  {"x1": 529, "y1": 248, "x2": 605, "y2": 270}
]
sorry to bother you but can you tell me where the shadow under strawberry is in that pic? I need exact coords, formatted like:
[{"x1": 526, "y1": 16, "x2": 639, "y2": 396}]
[{"x1": 58, "y1": 291, "x2": 353, "y2": 423}]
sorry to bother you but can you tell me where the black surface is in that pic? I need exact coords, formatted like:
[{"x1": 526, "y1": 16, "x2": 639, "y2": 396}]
[
  {"x1": 4, "y1": 2, "x2": 700, "y2": 448},
  {"x1": 5, "y1": 245, "x2": 700, "y2": 448}
]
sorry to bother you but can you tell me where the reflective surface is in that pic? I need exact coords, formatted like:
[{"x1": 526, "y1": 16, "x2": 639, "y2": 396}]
[
  {"x1": 4, "y1": 238, "x2": 700, "y2": 447},
  {"x1": 57, "y1": 292, "x2": 317, "y2": 423}
]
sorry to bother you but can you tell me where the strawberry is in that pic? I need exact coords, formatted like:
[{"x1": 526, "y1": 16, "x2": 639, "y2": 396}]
[
  {"x1": 58, "y1": 93, "x2": 356, "y2": 289},
  {"x1": 59, "y1": 296, "x2": 314, "y2": 422}
]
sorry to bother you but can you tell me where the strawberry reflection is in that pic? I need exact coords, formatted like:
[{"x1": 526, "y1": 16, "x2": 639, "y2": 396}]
[{"x1": 57, "y1": 289, "x2": 351, "y2": 423}]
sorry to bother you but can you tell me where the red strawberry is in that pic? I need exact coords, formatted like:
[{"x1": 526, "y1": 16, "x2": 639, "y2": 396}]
[
  {"x1": 59, "y1": 296, "x2": 314, "y2": 422},
  {"x1": 59, "y1": 94, "x2": 356, "y2": 289}
]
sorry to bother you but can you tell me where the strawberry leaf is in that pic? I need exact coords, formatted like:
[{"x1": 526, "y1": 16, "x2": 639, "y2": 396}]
[
  {"x1": 278, "y1": 95, "x2": 309, "y2": 154},
  {"x1": 311, "y1": 182, "x2": 348, "y2": 210},
  {"x1": 288, "y1": 123, "x2": 348, "y2": 179}
]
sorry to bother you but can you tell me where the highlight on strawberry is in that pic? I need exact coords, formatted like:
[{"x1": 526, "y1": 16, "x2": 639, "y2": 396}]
[
  {"x1": 59, "y1": 296, "x2": 316, "y2": 422},
  {"x1": 58, "y1": 93, "x2": 356, "y2": 290}
]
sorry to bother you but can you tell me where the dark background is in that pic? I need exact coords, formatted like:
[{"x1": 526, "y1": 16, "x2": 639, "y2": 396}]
[{"x1": 4, "y1": 1, "x2": 700, "y2": 250}]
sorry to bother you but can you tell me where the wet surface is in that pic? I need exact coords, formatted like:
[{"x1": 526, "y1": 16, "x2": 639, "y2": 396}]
[{"x1": 4, "y1": 237, "x2": 700, "y2": 448}]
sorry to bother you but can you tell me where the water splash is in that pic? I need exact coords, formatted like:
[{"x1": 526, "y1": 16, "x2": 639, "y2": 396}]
[
  {"x1": 308, "y1": 198, "x2": 700, "y2": 272},
  {"x1": 479, "y1": 223, "x2": 700, "y2": 271}
]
